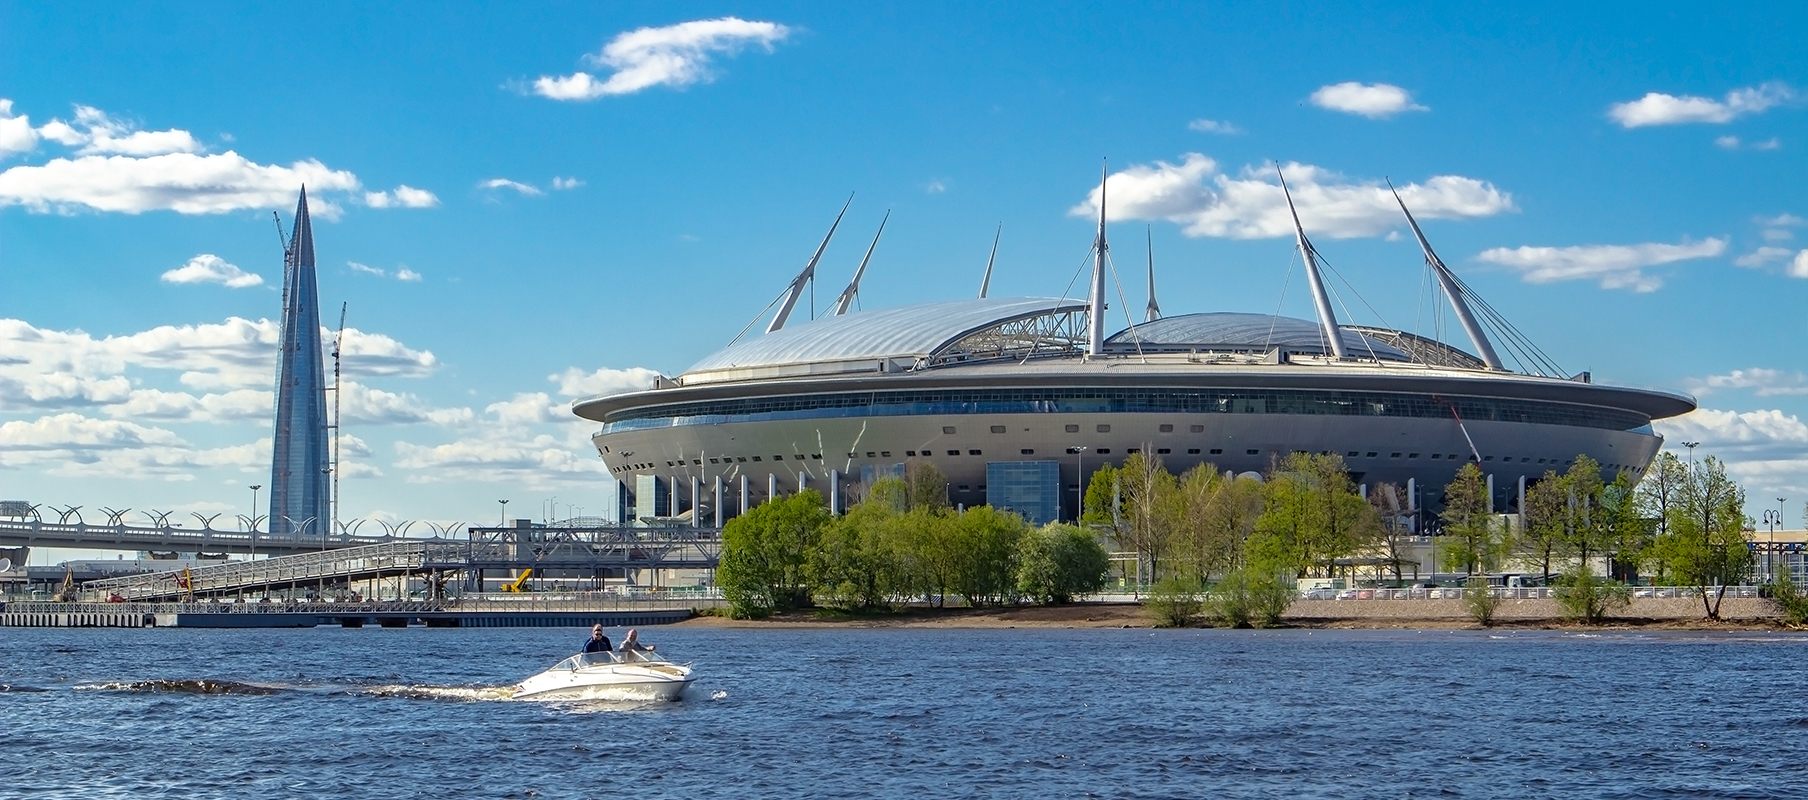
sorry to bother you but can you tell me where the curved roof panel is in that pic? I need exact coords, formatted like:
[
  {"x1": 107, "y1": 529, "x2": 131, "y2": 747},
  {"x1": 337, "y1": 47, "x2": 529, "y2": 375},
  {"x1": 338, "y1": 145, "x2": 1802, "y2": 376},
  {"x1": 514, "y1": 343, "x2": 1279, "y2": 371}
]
[
  {"x1": 1108, "y1": 312, "x2": 1412, "y2": 361},
  {"x1": 685, "y1": 296, "x2": 1084, "y2": 376}
]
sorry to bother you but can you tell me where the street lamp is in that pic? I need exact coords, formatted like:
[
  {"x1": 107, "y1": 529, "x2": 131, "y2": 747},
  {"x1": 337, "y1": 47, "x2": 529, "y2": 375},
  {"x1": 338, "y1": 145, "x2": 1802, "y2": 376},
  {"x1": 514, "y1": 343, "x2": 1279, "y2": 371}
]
[
  {"x1": 1682, "y1": 441, "x2": 1699, "y2": 472},
  {"x1": 499, "y1": 499, "x2": 509, "y2": 525},
  {"x1": 248, "y1": 484, "x2": 261, "y2": 562},
  {"x1": 1073, "y1": 446, "x2": 1088, "y2": 521}
]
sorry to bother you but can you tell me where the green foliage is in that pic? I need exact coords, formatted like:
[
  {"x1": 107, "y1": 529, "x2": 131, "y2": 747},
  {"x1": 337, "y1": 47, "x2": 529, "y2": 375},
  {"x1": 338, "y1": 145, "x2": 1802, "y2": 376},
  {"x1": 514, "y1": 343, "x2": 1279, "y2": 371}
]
[
  {"x1": 903, "y1": 460, "x2": 952, "y2": 511},
  {"x1": 1248, "y1": 452, "x2": 1383, "y2": 578},
  {"x1": 1205, "y1": 567, "x2": 1293, "y2": 628},
  {"x1": 808, "y1": 490, "x2": 910, "y2": 612},
  {"x1": 949, "y1": 505, "x2": 1030, "y2": 606},
  {"x1": 1765, "y1": 570, "x2": 1808, "y2": 627},
  {"x1": 717, "y1": 490, "x2": 831, "y2": 617},
  {"x1": 1082, "y1": 464, "x2": 1122, "y2": 530},
  {"x1": 1440, "y1": 463, "x2": 1504, "y2": 575},
  {"x1": 1649, "y1": 456, "x2": 1752, "y2": 620},
  {"x1": 1015, "y1": 523, "x2": 1109, "y2": 604},
  {"x1": 1553, "y1": 566, "x2": 1631, "y2": 624},
  {"x1": 1463, "y1": 576, "x2": 1500, "y2": 627},
  {"x1": 1145, "y1": 577, "x2": 1204, "y2": 628}
]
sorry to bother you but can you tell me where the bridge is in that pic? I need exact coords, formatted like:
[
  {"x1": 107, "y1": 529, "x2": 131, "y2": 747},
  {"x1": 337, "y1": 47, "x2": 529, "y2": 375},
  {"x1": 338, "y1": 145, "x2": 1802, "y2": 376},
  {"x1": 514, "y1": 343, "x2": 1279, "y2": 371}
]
[
  {"x1": 0, "y1": 513, "x2": 394, "y2": 555},
  {"x1": 81, "y1": 524, "x2": 723, "y2": 601}
]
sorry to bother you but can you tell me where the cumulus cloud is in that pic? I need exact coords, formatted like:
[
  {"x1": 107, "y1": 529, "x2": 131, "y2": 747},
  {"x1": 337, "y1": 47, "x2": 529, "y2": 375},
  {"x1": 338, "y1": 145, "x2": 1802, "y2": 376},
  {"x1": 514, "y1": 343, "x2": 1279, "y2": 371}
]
[
  {"x1": 1795, "y1": 250, "x2": 1808, "y2": 279},
  {"x1": 0, "y1": 411, "x2": 267, "y2": 480},
  {"x1": 347, "y1": 261, "x2": 424, "y2": 282},
  {"x1": 1609, "y1": 82, "x2": 1795, "y2": 128},
  {"x1": 551, "y1": 176, "x2": 583, "y2": 190},
  {"x1": 1, "y1": 99, "x2": 40, "y2": 156},
  {"x1": 1069, "y1": 154, "x2": 1513, "y2": 240},
  {"x1": 103, "y1": 387, "x2": 272, "y2": 423},
  {"x1": 160, "y1": 254, "x2": 263, "y2": 288},
  {"x1": 0, "y1": 151, "x2": 360, "y2": 215},
  {"x1": 340, "y1": 381, "x2": 472, "y2": 426},
  {"x1": 1308, "y1": 82, "x2": 1427, "y2": 119},
  {"x1": 553, "y1": 366, "x2": 662, "y2": 398},
  {"x1": 36, "y1": 105, "x2": 203, "y2": 156},
  {"x1": 534, "y1": 17, "x2": 792, "y2": 101},
  {"x1": 479, "y1": 178, "x2": 542, "y2": 196},
  {"x1": 1656, "y1": 408, "x2": 1808, "y2": 499},
  {"x1": 1187, "y1": 118, "x2": 1242, "y2": 134},
  {"x1": 1735, "y1": 246, "x2": 1796, "y2": 268},
  {"x1": 1716, "y1": 135, "x2": 1783, "y2": 151},
  {"x1": 1686, "y1": 368, "x2": 1808, "y2": 398},
  {"x1": 1473, "y1": 237, "x2": 1727, "y2": 293},
  {"x1": 364, "y1": 184, "x2": 439, "y2": 208},
  {"x1": 395, "y1": 268, "x2": 422, "y2": 282}
]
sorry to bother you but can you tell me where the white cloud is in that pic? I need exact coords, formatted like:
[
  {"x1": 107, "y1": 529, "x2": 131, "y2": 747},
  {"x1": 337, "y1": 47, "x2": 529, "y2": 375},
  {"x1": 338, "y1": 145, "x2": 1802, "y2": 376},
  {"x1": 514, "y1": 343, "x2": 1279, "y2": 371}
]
[
  {"x1": 534, "y1": 17, "x2": 792, "y2": 101},
  {"x1": 1070, "y1": 154, "x2": 1513, "y2": 240},
  {"x1": 103, "y1": 387, "x2": 272, "y2": 423},
  {"x1": 340, "y1": 381, "x2": 472, "y2": 426},
  {"x1": 1686, "y1": 368, "x2": 1808, "y2": 398},
  {"x1": 1717, "y1": 135, "x2": 1784, "y2": 151},
  {"x1": 1187, "y1": 118, "x2": 1242, "y2": 134},
  {"x1": 0, "y1": 99, "x2": 40, "y2": 156},
  {"x1": 1735, "y1": 246, "x2": 1796, "y2": 268},
  {"x1": 552, "y1": 366, "x2": 662, "y2": 398},
  {"x1": 926, "y1": 180, "x2": 947, "y2": 194},
  {"x1": 0, "y1": 411, "x2": 268, "y2": 481},
  {"x1": 479, "y1": 178, "x2": 543, "y2": 196},
  {"x1": 1757, "y1": 213, "x2": 1806, "y2": 228},
  {"x1": 551, "y1": 177, "x2": 583, "y2": 190},
  {"x1": 0, "y1": 412, "x2": 185, "y2": 451},
  {"x1": 1716, "y1": 135, "x2": 1741, "y2": 150},
  {"x1": 347, "y1": 261, "x2": 423, "y2": 282},
  {"x1": 395, "y1": 268, "x2": 422, "y2": 282},
  {"x1": 1609, "y1": 82, "x2": 1795, "y2": 128},
  {"x1": 160, "y1": 254, "x2": 263, "y2": 289},
  {"x1": 1308, "y1": 82, "x2": 1427, "y2": 119},
  {"x1": 0, "y1": 151, "x2": 360, "y2": 215},
  {"x1": 1656, "y1": 408, "x2": 1808, "y2": 500},
  {"x1": 42, "y1": 106, "x2": 203, "y2": 156},
  {"x1": 1794, "y1": 250, "x2": 1808, "y2": 279},
  {"x1": 364, "y1": 184, "x2": 439, "y2": 208},
  {"x1": 1473, "y1": 237, "x2": 1727, "y2": 293}
]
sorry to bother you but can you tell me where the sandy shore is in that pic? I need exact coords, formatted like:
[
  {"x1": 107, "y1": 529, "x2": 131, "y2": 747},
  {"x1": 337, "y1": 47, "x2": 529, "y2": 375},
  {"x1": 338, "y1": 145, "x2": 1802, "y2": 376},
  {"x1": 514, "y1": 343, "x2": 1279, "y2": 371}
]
[{"x1": 674, "y1": 602, "x2": 1801, "y2": 631}]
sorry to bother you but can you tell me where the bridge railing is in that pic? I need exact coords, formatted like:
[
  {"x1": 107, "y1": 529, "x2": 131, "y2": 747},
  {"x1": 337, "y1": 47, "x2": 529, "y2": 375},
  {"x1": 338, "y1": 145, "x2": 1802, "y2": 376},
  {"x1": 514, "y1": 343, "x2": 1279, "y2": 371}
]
[{"x1": 0, "y1": 517, "x2": 389, "y2": 553}]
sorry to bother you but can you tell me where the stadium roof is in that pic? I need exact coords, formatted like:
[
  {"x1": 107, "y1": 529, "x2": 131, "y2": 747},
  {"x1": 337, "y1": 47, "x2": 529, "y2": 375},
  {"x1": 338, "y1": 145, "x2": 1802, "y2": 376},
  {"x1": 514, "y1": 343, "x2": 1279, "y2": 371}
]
[
  {"x1": 1108, "y1": 312, "x2": 1413, "y2": 361},
  {"x1": 685, "y1": 296, "x2": 1085, "y2": 376}
]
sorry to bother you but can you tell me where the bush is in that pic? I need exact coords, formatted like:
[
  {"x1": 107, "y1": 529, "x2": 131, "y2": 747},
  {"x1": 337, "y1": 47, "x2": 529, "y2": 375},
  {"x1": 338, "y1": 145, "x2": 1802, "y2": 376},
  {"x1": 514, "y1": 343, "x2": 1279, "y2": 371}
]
[
  {"x1": 1206, "y1": 568, "x2": 1293, "y2": 628},
  {"x1": 1145, "y1": 578, "x2": 1204, "y2": 627},
  {"x1": 1766, "y1": 571, "x2": 1808, "y2": 626},
  {"x1": 1554, "y1": 568, "x2": 1631, "y2": 624},
  {"x1": 1464, "y1": 576, "x2": 1500, "y2": 627},
  {"x1": 1015, "y1": 524, "x2": 1109, "y2": 604}
]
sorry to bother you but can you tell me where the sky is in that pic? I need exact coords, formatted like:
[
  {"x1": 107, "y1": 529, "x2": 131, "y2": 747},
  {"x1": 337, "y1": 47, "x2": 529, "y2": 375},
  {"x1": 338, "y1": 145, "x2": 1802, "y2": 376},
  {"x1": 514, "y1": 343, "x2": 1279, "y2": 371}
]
[{"x1": 3, "y1": 1, "x2": 1806, "y2": 559}]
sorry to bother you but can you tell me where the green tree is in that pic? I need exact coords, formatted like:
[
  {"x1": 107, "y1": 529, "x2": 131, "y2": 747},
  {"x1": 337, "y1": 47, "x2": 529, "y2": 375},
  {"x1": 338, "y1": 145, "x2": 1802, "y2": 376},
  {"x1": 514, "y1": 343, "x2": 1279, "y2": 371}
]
[
  {"x1": 1652, "y1": 455, "x2": 1752, "y2": 620},
  {"x1": 1521, "y1": 469, "x2": 1567, "y2": 581},
  {"x1": 1248, "y1": 452, "x2": 1381, "y2": 578},
  {"x1": 1118, "y1": 450, "x2": 1182, "y2": 586},
  {"x1": 808, "y1": 482, "x2": 912, "y2": 611},
  {"x1": 717, "y1": 490, "x2": 831, "y2": 617},
  {"x1": 1633, "y1": 451, "x2": 1688, "y2": 582},
  {"x1": 1015, "y1": 523, "x2": 1109, "y2": 604},
  {"x1": 949, "y1": 505, "x2": 1029, "y2": 606},
  {"x1": 1553, "y1": 564, "x2": 1631, "y2": 624},
  {"x1": 1439, "y1": 463, "x2": 1500, "y2": 575},
  {"x1": 903, "y1": 459, "x2": 952, "y2": 511},
  {"x1": 1205, "y1": 567, "x2": 1293, "y2": 628}
]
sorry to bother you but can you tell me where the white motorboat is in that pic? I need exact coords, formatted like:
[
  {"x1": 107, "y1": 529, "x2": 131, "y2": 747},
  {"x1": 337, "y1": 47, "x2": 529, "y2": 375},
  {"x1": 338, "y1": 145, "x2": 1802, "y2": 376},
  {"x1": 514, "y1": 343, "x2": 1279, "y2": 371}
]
[{"x1": 513, "y1": 650, "x2": 694, "y2": 701}]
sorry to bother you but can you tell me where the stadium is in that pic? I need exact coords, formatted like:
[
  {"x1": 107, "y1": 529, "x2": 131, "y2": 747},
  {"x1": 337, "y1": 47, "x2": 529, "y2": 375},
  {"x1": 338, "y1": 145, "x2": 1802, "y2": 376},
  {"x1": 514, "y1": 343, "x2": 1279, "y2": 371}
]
[{"x1": 573, "y1": 184, "x2": 1695, "y2": 527}]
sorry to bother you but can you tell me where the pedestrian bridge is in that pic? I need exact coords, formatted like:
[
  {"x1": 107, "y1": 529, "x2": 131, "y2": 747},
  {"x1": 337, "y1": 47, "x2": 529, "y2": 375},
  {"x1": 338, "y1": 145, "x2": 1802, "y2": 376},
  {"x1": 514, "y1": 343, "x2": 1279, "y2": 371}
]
[{"x1": 0, "y1": 515, "x2": 387, "y2": 555}]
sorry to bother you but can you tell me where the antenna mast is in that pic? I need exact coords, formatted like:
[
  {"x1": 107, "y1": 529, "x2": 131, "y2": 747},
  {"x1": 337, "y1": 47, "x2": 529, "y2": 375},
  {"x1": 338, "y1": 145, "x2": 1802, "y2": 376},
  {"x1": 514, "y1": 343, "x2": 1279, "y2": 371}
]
[
  {"x1": 1277, "y1": 165, "x2": 1346, "y2": 360},
  {"x1": 1087, "y1": 161, "x2": 1109, "y2": 357},
  {"x1": 978, "y1": 223, "x2": 1001, "y2": 299},
  {"x1": 330, "y1": 302, "x2": 346, "y2": 537}
]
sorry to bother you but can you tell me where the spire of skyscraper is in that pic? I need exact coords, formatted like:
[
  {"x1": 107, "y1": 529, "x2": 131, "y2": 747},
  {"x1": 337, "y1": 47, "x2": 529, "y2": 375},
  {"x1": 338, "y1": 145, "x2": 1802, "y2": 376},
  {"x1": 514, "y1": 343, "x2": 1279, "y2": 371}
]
[{"x1": 269, "y1": 187, "x2": 331, "y2": 538}]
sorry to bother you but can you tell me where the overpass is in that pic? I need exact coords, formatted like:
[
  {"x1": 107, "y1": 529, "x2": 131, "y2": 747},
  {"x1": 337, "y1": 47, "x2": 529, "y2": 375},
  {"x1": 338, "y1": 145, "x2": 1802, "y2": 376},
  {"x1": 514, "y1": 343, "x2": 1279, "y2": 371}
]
[{"x1": 0, "y1": 515, "x2": 388, "y2": 555}]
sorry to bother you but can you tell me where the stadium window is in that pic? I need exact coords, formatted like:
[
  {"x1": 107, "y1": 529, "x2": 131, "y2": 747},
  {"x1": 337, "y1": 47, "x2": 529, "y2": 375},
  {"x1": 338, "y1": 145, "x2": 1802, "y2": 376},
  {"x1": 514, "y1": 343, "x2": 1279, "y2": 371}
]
[
  {"x1": 1346, "y1": 451, "x2": 1358, "y2": 457},
  {"x1": 1431, "y1": 454, "x2": 1442, "y2": 459},
  {"x1": 1157, "y1": 448, "x2": 1171, "y2": 454},
  {"x1": 948, "y1": 450, "x2": 960, "y2": 456},
  {"x1": 1246, "y1": 449, "x2": 1259, "y2": 455},
  {"x1": 1187, "y1": 449, "x2": 1200, "y2": 455},
  {"x1": 943, "y1": 426, "x2": 957, "y2": 435},
  {"x1": 737, "y1": 457, "x2": 747, "y2": 462},
  {"x1": 866, "y1": 452, "x2": 876, "y2": 458},
  {"x1": 968, "y1": 449, "x2": 982, "y2": 456},
  {"x1": 880, "y1": 451, "x2": 891, "y2": 457},
  {"x1": 1097, "y1": 424, "x2": 1111, "y2": 433},
  {"x1": 1097, "y1": 449, "x2": 1111, "y2": 454},
  {"x1": 752, "y1": 456, "x2": 761, "y2": 461},
  {"x1": 693, "y1": 459, "x2": 702, "y2": 465},
  {"x1": 1066, "y1": 424, "x2": 1080, "y2": 433},
  {"x1": 1127, "y1": 448, "x2": 1141, "y2": 454},
  {"x1": 957, "y1": 485, "x2": 970, "y2": 491},
  {"x1": 710, "y1": 458, "x2": 719, "y2": 464},
  {"x1": 774, "y1": 455, "x2": 784, "y2": 461},
  {"x1": 811, "y1": 454, "x2": 822, "y2": 460},
  {"x1": 1021, "y1": 449, "x2": 1035, "y2": 455},
  {"x1": 1366, "y1": 452, "x2": 1377, "y2": 458},
  {"x1": 1209, "y1": 448, "x2": 1222, "y2": 455},
  {"x1": 906, "y1": 450, "x2": 916, "y2": 456},
  {"x1": 1190, "y1": 425, "x2": 1204, "y2": 433},
  {"x1": 1451, "y1": 454, "x2": 1460, "y2": 460},
  {"x1": 990, "y1": 425, "x2": 1007, "y2": 434},
  {"x1": 847, "y1": 453, "x2": 857, "y2": 459},
  {"x1": 1159, "y1": 424, "x2": 1174, "y2": 433},
  {"x1": 1409, "y1": 453, "x2": 1420, "y2": 458},
  {"x1": 1390, "y1": 453, "x2": 1401, "y2": 458},
  {"x1": 1066, "y1": 447, "x2": 1081, "y2": 454},
  {"x1": 1484, "y1": 456, "x2": 1494, "y2": 461}
]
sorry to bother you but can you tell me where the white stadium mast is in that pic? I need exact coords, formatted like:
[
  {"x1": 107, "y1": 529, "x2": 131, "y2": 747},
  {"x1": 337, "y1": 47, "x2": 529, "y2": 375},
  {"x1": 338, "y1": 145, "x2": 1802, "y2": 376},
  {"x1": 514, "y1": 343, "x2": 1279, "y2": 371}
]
[
  {"x1": 768, "y1": 195, "x2": 853, "y2": 334},
  {"x1": 1087, "y1": 162, "x2": 1109, "y2": 356},
  {"x1": 1277, "y1": 165, "x2": 1346, "y2": 361},
  {"x1": 833, "y1": 210, "x2": 889, "y2": 316},
  {"x1": 978, "y1": 223, "x2": 1001, "y2": 299},
  {"x1": 1390, "y1": 183, "x2": 1506, "y2": 371},
  {"x1": 1144, "y1": 225, "x2": 1161, "y2": 323}
]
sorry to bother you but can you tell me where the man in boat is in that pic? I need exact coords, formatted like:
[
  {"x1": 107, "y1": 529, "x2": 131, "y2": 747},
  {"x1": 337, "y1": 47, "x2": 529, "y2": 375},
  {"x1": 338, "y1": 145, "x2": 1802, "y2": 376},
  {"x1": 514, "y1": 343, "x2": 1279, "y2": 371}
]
[
  {"x1": 582, "y1": 624, "x2": 612, "y2": 657},
  {"x1": 617, "y1": 628, "x2": 656, "y2": 661}
]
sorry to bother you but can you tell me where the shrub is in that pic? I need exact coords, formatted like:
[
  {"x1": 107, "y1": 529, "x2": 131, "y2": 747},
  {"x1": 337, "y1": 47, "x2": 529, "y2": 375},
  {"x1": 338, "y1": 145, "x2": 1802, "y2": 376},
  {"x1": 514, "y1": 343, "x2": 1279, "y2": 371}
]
[
  {"x1": 1766, "y1": 571, "x2": 1808, "y2": 627},
  {"x1": 1554, "y1": 568, "x2": 1631, "y2": 624},
  {"x1": 1206, "y1": 568, "x2": 1293, "y2": 628},
  {"x1": 1464, "y1": 576, "x2": 1500, "y2": 627},
  {"x1": 1145, "y1": 578, "x2": 1204, "y2": 627},
  {"x1": 1015, "y1": 524, "x2": 1109, "y2": 604}
]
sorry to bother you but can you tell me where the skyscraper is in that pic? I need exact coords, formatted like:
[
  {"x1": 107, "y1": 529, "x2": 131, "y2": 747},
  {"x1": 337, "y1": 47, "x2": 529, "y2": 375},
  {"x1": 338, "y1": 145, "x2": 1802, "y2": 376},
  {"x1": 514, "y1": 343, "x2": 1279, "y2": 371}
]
[{"x1": 269, "y1": 188, "x2": 331, "y2": 537}]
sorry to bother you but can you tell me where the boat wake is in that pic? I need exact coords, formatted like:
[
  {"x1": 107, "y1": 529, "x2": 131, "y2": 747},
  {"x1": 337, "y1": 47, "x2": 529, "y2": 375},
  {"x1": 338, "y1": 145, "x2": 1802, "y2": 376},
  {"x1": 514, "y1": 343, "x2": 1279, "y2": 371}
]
[
  {"x1": 362, "y1": 684, "x2": 519, "y2": 702},
  {"x1": 75, "y1": 679, "x2": 284, "y2": 695}
]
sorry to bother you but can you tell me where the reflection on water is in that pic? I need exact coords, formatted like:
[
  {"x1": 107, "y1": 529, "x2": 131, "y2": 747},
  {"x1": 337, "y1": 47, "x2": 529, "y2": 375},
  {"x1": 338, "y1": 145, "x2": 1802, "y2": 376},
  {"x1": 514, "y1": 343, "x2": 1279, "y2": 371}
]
[{"x1": 7, "y1": 626, "x2": 1808, "y2": 799}]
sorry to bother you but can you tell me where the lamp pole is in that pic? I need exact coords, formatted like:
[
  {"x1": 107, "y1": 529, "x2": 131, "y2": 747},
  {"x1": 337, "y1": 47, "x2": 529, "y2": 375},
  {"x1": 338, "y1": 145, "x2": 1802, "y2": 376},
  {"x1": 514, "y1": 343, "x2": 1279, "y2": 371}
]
[
  {"x1": 1682, "y1": 441, "x2": 1699, "y2": 473},
  {"x1": 1073, "y1": 446, "x2": 1088, "y2": 522},
  {"x1": 248, "y1": 484, "x2": 261, "y2": 563},
  {"x1": 499, "y1": 499, "x2": 509, "y2": 525}
]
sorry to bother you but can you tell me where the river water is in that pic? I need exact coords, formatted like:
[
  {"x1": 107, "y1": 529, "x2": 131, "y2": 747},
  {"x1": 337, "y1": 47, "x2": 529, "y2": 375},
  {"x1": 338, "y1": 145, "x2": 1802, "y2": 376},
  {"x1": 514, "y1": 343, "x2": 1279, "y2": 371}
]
[{"x1": 3, "y1": 625, "x2": 1805, "y2": 799}]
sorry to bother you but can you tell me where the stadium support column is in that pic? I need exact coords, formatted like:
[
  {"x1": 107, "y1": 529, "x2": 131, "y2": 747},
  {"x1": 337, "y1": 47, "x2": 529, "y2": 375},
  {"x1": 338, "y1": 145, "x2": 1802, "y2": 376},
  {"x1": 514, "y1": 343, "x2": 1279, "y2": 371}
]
[
  {"x1": 691, "y1": 476, "x2": 701, "y2": 524},
  {"x1": 1517, "y1": 475, "x2": 1527, "y2": 529},
  {"x1": 713, "y1": 476, "x2": 723, "y2": 527},
  {"x1": 829, "y1": 469, "x2": 841, "y2": 515},
  {"x1": 1485, "y1": 474, "x2": 1495, "y2": 514},
  {"x1": 739, "y1": 475, "x2": 749, "y2": 517},
  {"x1": 799, "y1": 472, "x2": 810, "y2": 497},
  {"x1": 768, "y1": 474, "x2": 778, "y2": 505},
  {"x1": 1406, "y1": 477, "x2": 1418, "y2": 534}
]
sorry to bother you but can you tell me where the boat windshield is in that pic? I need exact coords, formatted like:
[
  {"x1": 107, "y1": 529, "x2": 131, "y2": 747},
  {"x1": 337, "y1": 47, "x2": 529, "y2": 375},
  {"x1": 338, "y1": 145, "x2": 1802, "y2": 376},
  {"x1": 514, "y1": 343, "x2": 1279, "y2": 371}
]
[{"x1": 552, "y1": 649, "x2": 668, "y2": 670}]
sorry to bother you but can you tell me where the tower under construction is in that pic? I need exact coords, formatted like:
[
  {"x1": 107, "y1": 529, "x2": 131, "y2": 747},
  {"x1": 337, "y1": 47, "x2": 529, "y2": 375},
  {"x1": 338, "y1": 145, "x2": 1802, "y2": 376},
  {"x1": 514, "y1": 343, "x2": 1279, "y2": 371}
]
[{"x1": 269, "y1": 188, "x2": 331, "y2": 537}]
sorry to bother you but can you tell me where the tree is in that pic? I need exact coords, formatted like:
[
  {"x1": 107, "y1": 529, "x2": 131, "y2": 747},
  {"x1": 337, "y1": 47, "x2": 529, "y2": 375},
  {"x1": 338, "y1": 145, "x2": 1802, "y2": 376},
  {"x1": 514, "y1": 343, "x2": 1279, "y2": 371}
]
[
  {"x1": 1015, "y1": 523, "x2": 1109, "y2": 604},
  {"x1": 1248, "y1": 452, "x2": 1381, "y2": 578},
  {"x1": 1653, "y1": 455, "x2": 1752, "y2": 620},
  {"x1": 717, "y1": 490, "x2": 831, "y2": 617},
  {"x1": 1369, "y1": 482, "x2": 1414, "y2": 583},
  {"x1": 1521, "y1": 469, "x2": 1567, "y2": 581},
  {"x1": 1439, "y1": 463, "x2": 1500, "y2": 575},
  {"x1": 1174, "y1": 465, "x2": 1262, "y2": 582},
  {"x1": 808, "y1": 481, "x2": 912, "y2": 611},
  {"x1": 949, "y1": 505, "x2": 1029, "y2": 606},
  {"x1": 1634, "y1": 452, "x2": 1688, "y2": 581},
  {"x1": 1118, "y1": 451, "x2": 1181, "y2": 586},
  {"x1": 1205, "y1": 567, "x2": 1293, "y2": 628},
  {"x1": 903, "y1": 459, "x2": 952, "y2": 511}
]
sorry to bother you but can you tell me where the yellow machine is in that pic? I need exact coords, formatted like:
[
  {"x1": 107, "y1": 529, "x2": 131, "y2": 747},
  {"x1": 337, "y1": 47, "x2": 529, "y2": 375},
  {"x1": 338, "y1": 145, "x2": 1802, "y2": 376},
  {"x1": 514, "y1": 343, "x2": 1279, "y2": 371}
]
[{"x1": 501, "y1": 568, "x2": 533, "y2": 593}]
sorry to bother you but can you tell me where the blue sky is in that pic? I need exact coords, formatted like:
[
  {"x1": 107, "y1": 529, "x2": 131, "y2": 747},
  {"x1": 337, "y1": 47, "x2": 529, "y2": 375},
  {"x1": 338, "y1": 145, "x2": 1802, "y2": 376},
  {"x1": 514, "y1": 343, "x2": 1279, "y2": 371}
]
[{"x1": 4, "y1": 1, "x2": 1806, "y2": 552}]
